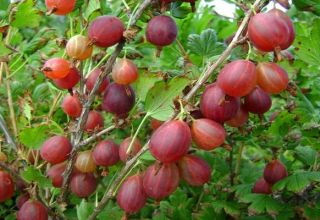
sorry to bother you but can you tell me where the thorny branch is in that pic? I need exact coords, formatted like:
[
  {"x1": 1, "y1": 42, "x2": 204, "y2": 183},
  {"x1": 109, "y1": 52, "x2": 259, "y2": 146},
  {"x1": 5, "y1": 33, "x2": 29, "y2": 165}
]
[{"x1": 88, "y1": 0, "x2": 269, "y2": 219}]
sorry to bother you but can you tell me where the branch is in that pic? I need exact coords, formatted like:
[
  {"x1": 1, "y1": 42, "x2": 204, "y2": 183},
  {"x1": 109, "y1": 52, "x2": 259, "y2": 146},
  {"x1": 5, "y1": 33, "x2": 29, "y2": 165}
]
[
  {"x1": 79, "y1": 124, "x2": 118, "y2": 147},
  {"x1": 88, "y1": 0, "x2": 269, "y2": 218},
  {"x1": 59, "y1": 0, "x2": 156, "y2": 203}
]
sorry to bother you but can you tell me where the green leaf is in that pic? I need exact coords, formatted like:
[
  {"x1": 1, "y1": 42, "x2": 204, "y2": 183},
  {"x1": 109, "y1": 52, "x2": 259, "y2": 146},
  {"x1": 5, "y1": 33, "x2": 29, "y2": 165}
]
[
  {"x1": 23, "y1": 102, "x2": 32, "y2": 123},
  {"x1": 294, "y1": 146, "x2": 317, "y2": 166},
  {"x1": 171, "y1": 2, "x2": 191, "y2": 19},
  {"x1": 134, "y1": 73, "x2": 161, "y2": 102},
  {"x1": 273, "y1": 171, "x2": 320, "y2": 192},
  {"x1": 145, "y1": 77, "x2": 189, "y2": 121},
  {"x1": 188, "y1": 29, "x2": 224, "y2": 57},
  {"x1": 21, "y1": 166, "x2": 52, "y2": 187},
  {"x1": 11, "y1": 0, "x2": 40, "y2": 28},
  {"x1": 303, "y1": 205, "x2": 320, "y2": 220},
  {"x1": 77, "y1": 200, "x2": 95, "y2": 220},
  {"x1": 0, "y1": 0, "x2": 10, "y2": 11},
  {"x1": 18, "y1": 125, "x2": 49, "y2": 149},
  {"x1": 240, "y1": 194, "x2": 283, "y2": 215},
  {"x1": 83, "y1": 0, "x2": 101, "y2": 20},
  {"x1": 295, "y1": 19, "x2": 320, "y2": 66}
]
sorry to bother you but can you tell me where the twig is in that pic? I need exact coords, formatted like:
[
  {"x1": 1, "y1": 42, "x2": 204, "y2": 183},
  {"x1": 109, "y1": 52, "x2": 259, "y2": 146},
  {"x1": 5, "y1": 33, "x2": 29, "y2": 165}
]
[
  {"x1": 60, "y1": 0, "x2": 156, "y2": 203},
  {"x1": 3, "y1": 63, "x2": 18, "y2": 137},
  {"x1": 0, "y1": 113, "x2": 17, "y2": 150},
  {"x1": 79, "y1": 124, "x2": 118, "y2": 147},
  {"x1": 88, "y1": 0, "x2": 269, "y2": 218}
]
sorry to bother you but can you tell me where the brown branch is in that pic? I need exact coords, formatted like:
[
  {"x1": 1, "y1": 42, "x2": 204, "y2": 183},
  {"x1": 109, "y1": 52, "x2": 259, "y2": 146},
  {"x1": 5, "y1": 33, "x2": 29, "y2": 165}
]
[
  {"x1": 87, "y1": 0, "x2": 269, "y2": 219},
  {"x1": 59, "y1": 0, "x2": 157, "y2": 203},
  {"x1": 79, "y1": 124, "x2": 118, "y2": 147}
]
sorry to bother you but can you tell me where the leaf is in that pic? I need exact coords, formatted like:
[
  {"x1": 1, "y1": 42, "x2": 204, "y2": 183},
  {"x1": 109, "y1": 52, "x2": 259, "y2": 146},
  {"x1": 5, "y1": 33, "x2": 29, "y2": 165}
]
[
  {"x1": 188, "y1": 29, "x2": 224, "y2": 57},
  {"x1": 19, "y1": 125, "x2": 49, "y2": 149},
  {"x1": 134, "y1": 73, "x2": 161, "y2": 102},
  {"x1": 273, "y1": 171, "x2": 320, "y2": 192},
  {"x1": 240, "y1": 194, "x2": 283, "y2": 215},
  {"x1": 23, "y1": 102, "x2": 32, "y2": 123},
  {"x1": 21, "y1": 166, "x2": 52, "y2": 187},
  {"x1": 295, "y1": 19, "x2": 320, "y2": 66},
  {"x1": 145, "y1": 77, "x2": 189, "y2": 121},
  {"x1": 11, "y1": 0, "x2": 40, "y2": 28},
  {"x1": 77, "y1": 200, "x2": 95, "y2": 220},
  {"x1": 171, "y1": 2, "x2": 191, "y2": 19},
  {"x1": 83, "y1": 0, "x2": 101, "y2": 20},
  {"x1": 294, "y1": 146, "x2": 317, "y2": 166},
  {"x1": 0, "y1": 0, "x2": 10, "y2": 11}
]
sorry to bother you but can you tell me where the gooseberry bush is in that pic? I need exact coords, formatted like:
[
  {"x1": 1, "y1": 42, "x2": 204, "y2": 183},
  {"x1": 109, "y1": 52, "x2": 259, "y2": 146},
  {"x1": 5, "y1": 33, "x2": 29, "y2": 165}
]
[{"x1": 0, "y1": 0, "x2": 319, "y2": 219}]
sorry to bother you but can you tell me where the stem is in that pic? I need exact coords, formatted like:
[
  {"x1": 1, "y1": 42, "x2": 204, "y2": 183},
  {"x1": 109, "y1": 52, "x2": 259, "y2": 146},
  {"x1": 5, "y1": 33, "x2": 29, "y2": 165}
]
[
  {"x1": 79, "y1": 124, "x2": 118, "y2": 147},
  {"x1": 4, "y1": 63, "x2": 18, "y2": 137},
  {"x1": 235, "y1": 143, "x2": 244, "y2": 183},
  {"x1": 126, "y1": 112, "x2": 150, "y2": 154},
  {"x1": 0, "y1": 113, "x2": 17, "y2": 150}
]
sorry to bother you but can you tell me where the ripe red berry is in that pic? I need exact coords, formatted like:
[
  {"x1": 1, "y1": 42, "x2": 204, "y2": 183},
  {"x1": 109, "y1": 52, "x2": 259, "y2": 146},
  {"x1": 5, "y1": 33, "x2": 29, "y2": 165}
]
[
  {"x1": 117, "y1": 174, "x2": 147, "y2": 214},
  {"x1": 40, "y1": 136, "x2": 72, "y2": 164},
  {"x1": 178, "y1": 155, "x2": 211, "y2": 186},
  {"x1": 66, "y1": 35, "x2": 93, "y2": 60},
  {"x1": 42, "y1": 58, "x2": 71, "y2": 79},
  {"x1": 75, "y1": 150, "x2": 96, "y2": 173},
  {"x1": 248, "y1": 9, "x2": 295, "y2": 52},
  {"x1": 47, "y1": 162, "x2": 66, "y2": 188},
  {"x1": 70, "y1": 173, "x2": 97, "y2": 198},
  {"x1": 143, "y1": 163, "x2": 180, "y2": 200},
  {"x1": 61, "y1": 94, "x2": 82, "y2": 118},
  {"x1": 244, "y1": 87, "x2": 272, "y2": 114},
  {"x1": 200, "y1": 84, "x2": 240, "y2": 123},
  {"x1": 150, "y1": 120, "x2": 191, "y2": 163},
  {"x1": 86, "y1": 68, "x2": 109, "y2": 93},
  {"x1": 45, "y1": 0, "x2": 76, "y2": 15},
  {"x1": 17, "y1": 200, "x2": 48, "y2": 220},
  {"x1": 226, "y1": 105, "x2": 249, "y2": 127},
  {"x1": 85, "y1": 110, "x2": 104, "y2": 132},
  {"x1": 191, "y1": 118, "x2": 226, "y2": 151},
  {"x1": 119, "y1": 137, "x2": 142, "y2": 162},
  {"x1": 217, "y1": 60, "x2": 257, "y2": 97},
  {"x1": 150, "y1": 118, "x2": 164, "y2": 131},
  {"x1": 252, "y1": 178, "x2": 272, "y2": 194},
  {"x1": 146, "y1": 15, "x2": 178, "y2": 47},
  {"x1": 16, "y1": 193, "x2": 30, "y2": 209},
  {"x1": 88, "y1": 16, "x2": 124, "y2": 48},
  {"x1": 111, "y1": 59, "x2": 138, "y2": 85},
  {"x1": 263, "y1": 160, "x2": 288, "y2": 184},
  {"x1": 256, "y1": 62, "x2": 289, "y2": 94},
  {"x1": 0, "y1": 171, "x2": 14, "y2": 202},
  {"x1": 102, "y1": 83, "x2": 135, "y2": 116},
  {"x1": 92, "y1": 140, "x2": 120, "y2": 167},
  {"x1": 53, "y1": 67, "x2": 80, "y2": 90}
]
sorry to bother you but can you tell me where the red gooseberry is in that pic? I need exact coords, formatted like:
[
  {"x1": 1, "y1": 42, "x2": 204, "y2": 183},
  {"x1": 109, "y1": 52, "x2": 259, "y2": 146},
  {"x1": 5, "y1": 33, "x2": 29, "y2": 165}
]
[
  {"x1": 178, "y1": 155, "x2": 211, "y2": 186},
  {"x1": 61, "y1": 94, "x2": 82, "y2": 118},
  {"x1": 252, "y1": 177, "x2": 272, "y2": 194},
  {"x1": 226, "y1": 105, "x2": 249, "y2": 127},
  {"x1": 17, "y1": 200, "x2": 48, "y2": 220},
  {"x1": 85, "y1": 110, "x2": 104, "y2": 132},
  {"x1": 45, "y1": 0, "x2": 76, "y2": 15},
  {"x1": 217, "y1": 60, "x2": 257, "y2": 97},
  {"x1": 263, "y1": 160, "x2": 288, "y2": 185},
  {"x1": 117, "y1": 174, "x2": 147, "y2": 214},
  {"x1": 150, "y1": 120, "x2": 191, "y2": 163},
  {"x1": 66, "y1": 35, "x2": 93, "y2": 60},
  {"x1": 111, "y1": 59, "x2": 139, "y2": 85},
  {"x1": 47, "y1": 162, "x2": 66, "y2": 188},
  {"x1": 119, "y1": 137, "x2": 142, "y2": 162},
  {"x1": 86, "y1": 68, "x2": 110, "y2": 93},
  {"x1": 70, "y1": 173, "x2": 97, "y2": 198},
  {"x1": 256, "y1": 62, "x2": 289, "y2": 94},
  {"x1": 244, "y1": 87, "x2": 272, "y2": 114},
  {"x1": 75, "y1": 150, "x2": 96, "y2": 173},
  {"x1": 53, "y1": 67, "x2": 80, "y2": 90},
  {"x1": 143, "y1": 163, "x2": 180, "y2": 200},
  {"x1": 88, "y1": 16, "x2": 125, "y2": 48},
  {"x1": 191, "y1": 118, "x2": 226, "y2": 151},
  {"x1": 0, "y1": 171, "x2": 14, "y2": 202},
  {"x1": 92, "y1": 140, "x2": 120, "y2": 167},
  {"x1": 42, "y1": 58, "x2": 71, "y2": 79},
  {"x1": 40, "y1": 136, "x2": 72, "y2": 164}
]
